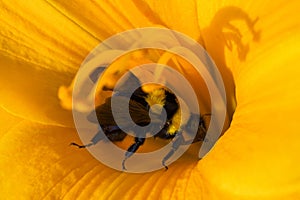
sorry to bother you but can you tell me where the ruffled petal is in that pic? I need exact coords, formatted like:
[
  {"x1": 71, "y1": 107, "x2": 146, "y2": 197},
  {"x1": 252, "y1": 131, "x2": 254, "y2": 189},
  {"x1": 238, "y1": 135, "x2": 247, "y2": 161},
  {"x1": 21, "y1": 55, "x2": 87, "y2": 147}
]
[{"x1": 191, "y1": 1, "x2": 300, "y2": 199}]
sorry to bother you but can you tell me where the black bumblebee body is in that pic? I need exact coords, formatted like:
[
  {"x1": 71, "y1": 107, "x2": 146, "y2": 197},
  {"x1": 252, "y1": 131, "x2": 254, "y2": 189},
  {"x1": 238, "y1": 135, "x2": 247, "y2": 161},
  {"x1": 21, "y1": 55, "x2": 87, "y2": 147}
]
[{"x1": 71, "y1": 72, "x2": 209, "y2": 170}]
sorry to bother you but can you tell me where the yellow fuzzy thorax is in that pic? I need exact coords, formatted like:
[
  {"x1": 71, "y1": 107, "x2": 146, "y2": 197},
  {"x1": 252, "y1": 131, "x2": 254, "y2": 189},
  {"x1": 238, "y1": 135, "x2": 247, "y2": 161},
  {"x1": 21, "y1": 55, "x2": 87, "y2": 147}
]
[
  {"x1": 167, "y1": 110, "x2": 181, "y2": 135},
  {"x1": 145, "y1": 88, "x2": 181, "y2": 135},
  {"x1": 145, "y1": 88, "x2": 166, "y2": 107}
]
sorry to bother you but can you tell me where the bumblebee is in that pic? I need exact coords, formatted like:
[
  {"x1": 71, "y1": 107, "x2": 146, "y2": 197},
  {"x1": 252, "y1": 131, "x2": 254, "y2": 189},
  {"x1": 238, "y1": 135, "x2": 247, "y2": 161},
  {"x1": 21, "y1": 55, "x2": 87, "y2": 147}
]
[{"x1": 71, "y1": 71, "x2": 210, "y2": 170}]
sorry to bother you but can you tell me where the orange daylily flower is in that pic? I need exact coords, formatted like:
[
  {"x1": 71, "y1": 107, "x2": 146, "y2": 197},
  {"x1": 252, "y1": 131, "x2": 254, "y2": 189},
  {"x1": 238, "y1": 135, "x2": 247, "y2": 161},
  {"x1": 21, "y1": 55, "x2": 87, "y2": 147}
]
[{"x1": 1, "y1": 0, "x2": 300, "y2": 199}]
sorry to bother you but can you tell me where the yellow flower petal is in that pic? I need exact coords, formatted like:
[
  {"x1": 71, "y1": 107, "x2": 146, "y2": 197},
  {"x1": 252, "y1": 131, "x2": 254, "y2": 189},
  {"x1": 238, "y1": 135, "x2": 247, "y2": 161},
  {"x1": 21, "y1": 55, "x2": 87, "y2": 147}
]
[
  {"x1": 47, "y1": 0, "x2": 164, "y2": 38},
  {"x1": 0, "y1": 0, "x2": 97, "y2": 72},
  {"x1": 192, "y1": 1, "x2": 300, "y2": 199},
  {"x1": 0, "y1": 0, "x2": 97, "y2": 125},
  {"x1": 0, "y1": 53, "x2": 76, "y2": 126},
  {"x1": 0, "y1": 107, "x2": 22, "y2": 138},
  {"x1": 0, "y1": 118, "x2": 203, "y2": 199}
]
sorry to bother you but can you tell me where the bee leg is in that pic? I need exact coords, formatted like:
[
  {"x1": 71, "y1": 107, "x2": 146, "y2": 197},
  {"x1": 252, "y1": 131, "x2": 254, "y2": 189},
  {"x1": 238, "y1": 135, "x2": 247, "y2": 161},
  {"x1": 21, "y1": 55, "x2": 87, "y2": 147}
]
[
  {"x1": 162, "y1": 131, "x2": 184, "y2": 170},
  {"x1": 70, "y1": 130, "x2": 105, "y2": 148},
  {"x1": 122, "y1": 137, "x2": 145, "y2": 171},
  {"x1": 70, "y1": 142, "x2": 92, "y2": 148}
]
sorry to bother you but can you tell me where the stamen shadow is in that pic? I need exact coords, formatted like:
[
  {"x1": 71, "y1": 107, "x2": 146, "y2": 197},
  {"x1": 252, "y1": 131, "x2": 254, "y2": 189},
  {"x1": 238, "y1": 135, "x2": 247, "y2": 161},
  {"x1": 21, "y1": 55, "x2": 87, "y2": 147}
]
[{"x1": 199, "y1": 6, "x2": 261, "y2": 121}]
